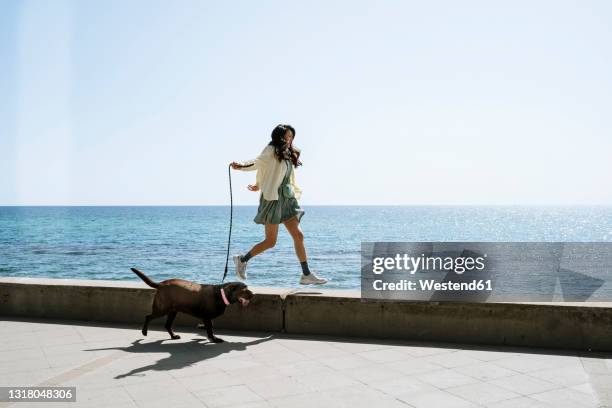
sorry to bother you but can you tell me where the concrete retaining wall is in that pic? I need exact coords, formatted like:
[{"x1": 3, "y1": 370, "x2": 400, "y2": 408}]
[
  {"x1": 1, "y1": 277, "x2": 612, "y2": 351},
  {"x1": 0, "y1": 278, "x2": 283, "y2": 332}
]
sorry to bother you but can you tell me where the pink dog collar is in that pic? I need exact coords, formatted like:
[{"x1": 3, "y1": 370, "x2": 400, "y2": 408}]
[{"x1": 221, "y1": 288, "x2": 230, "y2": 305}]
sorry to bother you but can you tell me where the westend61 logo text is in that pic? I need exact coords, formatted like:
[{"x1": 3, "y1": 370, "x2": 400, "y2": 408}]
[{"x1": 372, "y1": 253, "x2": 487, "y2": 275}]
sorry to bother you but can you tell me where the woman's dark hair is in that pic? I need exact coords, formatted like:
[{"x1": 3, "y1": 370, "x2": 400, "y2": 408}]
[{"x1": 268, "y1": 124, "x2": 302, "y2": 167}]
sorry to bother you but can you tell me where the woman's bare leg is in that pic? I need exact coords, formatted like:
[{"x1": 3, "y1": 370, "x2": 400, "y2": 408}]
[
  {"x1": 282, "y1": 216, "x2": 306, "y2": 262},
  {"x1": 282, "y1": 216, "x2": 326, "y2": 283},
  {"x1": 248, "y1": 223, "x2": 279, "y2": 257}
]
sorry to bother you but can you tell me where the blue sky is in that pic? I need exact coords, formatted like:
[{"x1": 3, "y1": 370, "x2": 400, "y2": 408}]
[{"x1": 1, "y1": 0, "x2": 611, "y2": 205}]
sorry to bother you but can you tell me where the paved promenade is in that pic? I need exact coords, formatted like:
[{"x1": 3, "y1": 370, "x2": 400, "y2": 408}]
[{"x1": 0, "y1": 317, "x2": 611, "y2": 408}]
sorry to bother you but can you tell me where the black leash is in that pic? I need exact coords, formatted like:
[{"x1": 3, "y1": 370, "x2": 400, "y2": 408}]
[{"x1": 222, "y1": 164, "x2": 233, "y2": 282}]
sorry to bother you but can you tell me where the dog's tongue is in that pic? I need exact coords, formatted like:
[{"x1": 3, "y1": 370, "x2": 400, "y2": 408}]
[{"x1": 239, "y1": 298, "x2": 249, "y2": 307}]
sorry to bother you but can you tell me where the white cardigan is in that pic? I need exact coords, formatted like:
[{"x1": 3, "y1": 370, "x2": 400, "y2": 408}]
[{"x1": 237, "y1": 145, "x2": 303, "y2": 201}]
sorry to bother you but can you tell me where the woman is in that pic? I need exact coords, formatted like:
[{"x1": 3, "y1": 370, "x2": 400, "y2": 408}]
[{"x1": 230, "y1": 124, "x2": 327, "y2": 285}]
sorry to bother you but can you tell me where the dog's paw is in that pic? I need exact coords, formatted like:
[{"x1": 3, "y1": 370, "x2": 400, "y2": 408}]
[
  {"x1": 209, "y1": 336, "x2": 224, "y2": 343},
  {"x1": 170, "y1": 334, "x2": 181, "y2": 340},
  {"x1": 142, "y1": 329, "x2": 148, "y2": 336}
]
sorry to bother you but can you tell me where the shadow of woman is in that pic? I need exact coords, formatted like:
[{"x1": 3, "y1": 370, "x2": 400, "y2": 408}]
[{"x1": 84, "y1": 335, "x2": 274, "y2": 379}]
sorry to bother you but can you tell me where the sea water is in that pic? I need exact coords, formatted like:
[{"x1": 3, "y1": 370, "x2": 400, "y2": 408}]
[{"x1": 1, "y1": 206, "x2": 611, "y2": 289}]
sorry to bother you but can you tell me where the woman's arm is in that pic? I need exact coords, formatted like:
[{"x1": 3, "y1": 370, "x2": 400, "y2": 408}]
[{"x1": 231, "y1": 145, "x2": 273, "y2": 172}]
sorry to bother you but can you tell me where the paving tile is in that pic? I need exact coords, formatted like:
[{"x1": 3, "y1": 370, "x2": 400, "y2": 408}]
[
  {"x1": 76, "y1": 384, "x2": 135, "y2": 407},
  {"x1": 205, "y1": 356, "x2": 263, "y2": 372},
  {"x1": 229, "y1": 364, "x2": 284, "y2": 383},
  {"x1": 0, "y1": 367, "x2": 65, "y2": 388},
  {"x1": 78, "y1": 401, "x2": 139, "y2": 408},
  {"x1": 36, "y1": 332, "x2": 85, "y2": 347},
  {"x1": 340, "y1": 364, "x2": 404, "y2": 384},
  {"x1": 0, "y1": 320, "x2": 37, "y2": 333},
  {"x1": 166, "y1": 361, "x2": 225, "y2": 379},
  {"x1": 247, "y1": 376, "x2": 308, "y2": 400},
  {"x1": 319, "y1": 354, "x2": 374, "y2": 371},
  {"x1": 328, "y1": 341, "x2": 389, "y2": 354},
  {"x1": 194, "y1": 384, "x2": 264, "y2": 407},
  {"x1": 369, "y1": 375, "x2": 438, "y2": 397},
  {"x1": 229, "y1": 402, "x2": 273, "y2": 408},
  {"x1": 43, "y1": 342, "x2": 100, "y2": 357},
  {"x1": 460, "y1": 349, "x2": 519, "y2": 362},
  {"x1": 446, "y1": 381, "x2": 521, "y2": 405},
  {"x1": 0, "y1": 357, "x2": 52, "y2": 375},
  {"x1": 570, "y1": 382, "x2": 598, "y2": 396},
  {"x1": 421, "y1": 351, "x2": 483, "y2": 368},
  {"x1": 0, "y1": 346, "x2": 45, "y2": 362},
  {"x1": 396, "y1": 389, "x2": 478, "y2": 408},
  {"x1": 319, "y1": 384, "x2": 409, "y2": 408},
  {"x1": 1, "y1": 337, "x2": 41, "y2": 351},
  {"x1": 488, "y1": 373, "x2": 562, "y2": 395},
  {"x1": 357, "y1": 348, "x2": 414, "y2": 363},
  {"x1": 99, "y1": 366, "x2": 176, "y2": 387},
  {"x1": 267, "y1": 391, "x2": 337, "y2": 408},
  {"x1": 174, "y1": 370, "x2": 243, "y2": 392},
  {"x1": 383, "y1": 356, "x2": 445, "y2": 376},
  {"x1": 249, "y1": 350, "x2": 311, "y2": 366},
  {"x1": 453, "y1": 361, "x2": 518, "y2": 381},
  {"x1": 273, "y1": 360, "x2": 337, "y2": 377},
  {"x1": 294, "y1": 371, "x2": 361, "y2": 392},
  {"x1": 494, "y1": 354, "x2": 580, "y2": 373},
  {"x1": 417, "y1": 368, "x2": 481, "y2": 389},
  {"x1": 527, "y1": 364, "x2": 590, "y2": 387},
  {"x1": 486, "y1": 396, "x2": 556, "y2": 408},
  {"x1": 281, "y1": 340, "x2": 351, "y2": 360},
  {"x1": 530, "y1": 387, "x2": 600, "y2": 407},
  {"x1": 123, "y1": 377, "x2": 188, "y2": 402},
  {"x1": 131, "y1": 391, "x2": 208, "y2": 408},
  {"x1": 45, "y1": 351, "x2": 111, "y2": 370}
]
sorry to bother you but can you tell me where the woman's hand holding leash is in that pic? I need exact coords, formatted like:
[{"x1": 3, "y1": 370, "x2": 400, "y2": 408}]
[{"x1": 230, "y1": 162, "x2": 259, "y2": 191}]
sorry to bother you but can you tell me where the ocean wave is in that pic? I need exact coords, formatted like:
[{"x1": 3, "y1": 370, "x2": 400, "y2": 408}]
[{"x1": 64, "y1": 251, "x2": 90, "y2": 256}]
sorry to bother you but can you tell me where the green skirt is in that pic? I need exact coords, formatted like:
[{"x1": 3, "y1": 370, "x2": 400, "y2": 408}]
[{"x1": 254, "y1": 183, "x2": 305, "y2": 225}]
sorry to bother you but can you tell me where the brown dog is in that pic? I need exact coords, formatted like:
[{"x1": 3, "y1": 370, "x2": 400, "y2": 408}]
[{"x1": 131, "y1": 267, "x2": 254, "y2": 343}]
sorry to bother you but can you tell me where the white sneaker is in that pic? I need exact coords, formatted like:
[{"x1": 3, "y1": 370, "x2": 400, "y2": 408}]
[
  {"x1": 233, "y1": 255, "x2": 248, "y2": 281},
  {"x1": 299, "y1": 271, "x2": 328, "y2": 285}
]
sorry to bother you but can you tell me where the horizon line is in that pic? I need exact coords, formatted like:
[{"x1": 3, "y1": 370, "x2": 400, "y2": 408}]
[{"x1": 1, "y1": 204, "x2": 612, "y2": 207}]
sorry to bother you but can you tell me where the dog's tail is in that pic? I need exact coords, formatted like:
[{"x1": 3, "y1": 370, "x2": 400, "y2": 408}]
[{"x1": 131, "y1": 267, "x2": 159, "y2": 288}]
